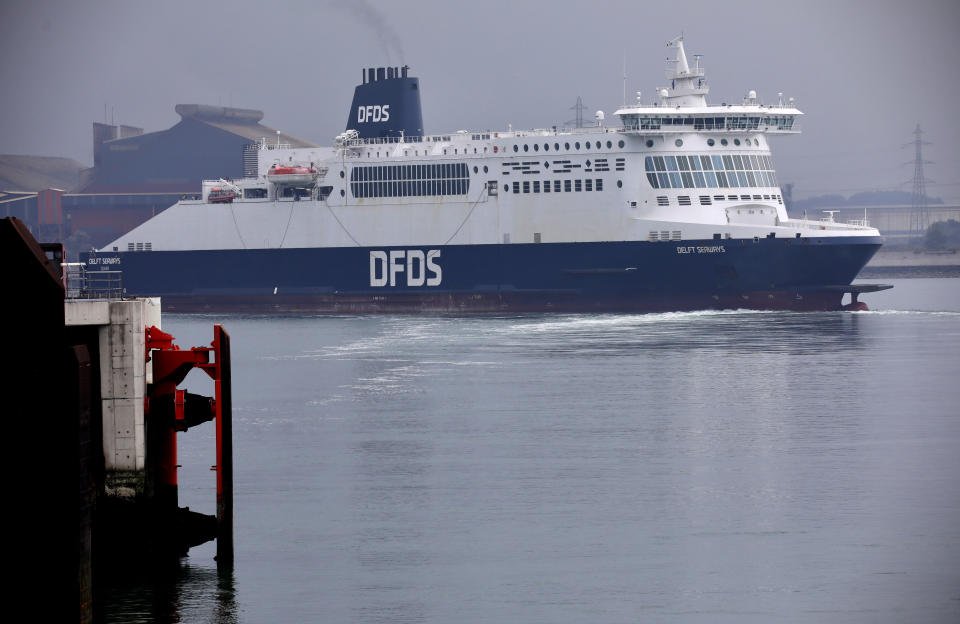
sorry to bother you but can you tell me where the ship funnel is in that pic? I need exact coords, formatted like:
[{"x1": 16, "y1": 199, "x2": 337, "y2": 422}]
[{"x1": 346, "y1": 66, "x2": 424, "y2": 140}]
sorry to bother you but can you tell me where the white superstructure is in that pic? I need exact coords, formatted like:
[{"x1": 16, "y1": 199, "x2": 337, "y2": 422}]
[{"x1": 105, "y1": 36, "x2": 879, "y2": 255}]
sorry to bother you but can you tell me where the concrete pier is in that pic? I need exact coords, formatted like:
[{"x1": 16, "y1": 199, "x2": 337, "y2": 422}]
[
  {"x1": 1, "y1": 216, "x2": 232, "y2": 623},
  {"x1": 66, "y1": 298, "x2": 161, "y2": 501}
]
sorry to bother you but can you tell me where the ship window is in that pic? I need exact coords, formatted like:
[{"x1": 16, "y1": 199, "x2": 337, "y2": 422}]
[
  {"x1": 657, "y1": 172, "x2": 669, "y2": 188},
  {"x1": 504, "y1": 184, "x2": 509, "y2": 192},
  {"x1": 707, "y1": 138, "x2": 715, "y2": 146},
  {"x1": 585, "y1": 179, "x2": 593, "y2": 191},
  {"x1": 575, "y1": 179, "x2": 582, "y2": 192},
  {"x1": 732, "y1": 155, "x2": 744, "y2": 170},
  {"x1": 544, "y1": 143, "x2": 550, "y2": 151},
  {"x1": 716, "y1": 172, "x2": 728, "y2": 187},
  {"x1": 606, "y1": 141, "x2": 612, "y2": 149},
  {"x1": 474, "y1": 166, "x2": 479, "y2": 173},
  {"x1": 665, "y1": 156, "x2": 678, "y2": 171},
  {"x1": 484, "y1": 165, "x2": 489, "y2": 173},
  {"x1": 523, "y1": 181, "x2": 530, "y2": 193},
  {"x1": 596, "y1": 178, "x2": 603, "y2": 191},
  {"x1": 524, "y1": 144, "x2": 529, "y2": 152},
  {"x1": 736, "y1": 172, "x2": 748, "y2": 186},
  {"x1": 555, "y1": 143, "x2": 560, "y2": 151},
  {"x1": 513, "y1": 144, "x2": 519, "y2": 152},
  {"x1": 653, "y1": 156, "x2": 666, "y2": 172},
  {"x1": 647, "y1": 173, "x2": 659, "y2": 188},
  {"x1": 512, "y1": 181, "x2": 519, "y2": 194},
  {"x1": 700, "y1": 155, "x2": 712, "y2": 170},
  {"x1": 669, "y1": 172, "x2": 682, "y2": 188},
  {"x1": 565, "y1": 180, "x2": 572, "y2": 192},
  {"x1": 575, "y1": 142, "x2": 581, "y2": 150},
  {"x1": 644, "y1": 156, "x2": 654, "y2": 171},
  {"x1": 689, "y1": 156, "x2": 701, "y2": 171},
  {"x1": 618, "y1": 140, "x2": 625, "y2": 148},
  {"x1": 543, "y1": 180, "x2": 550, "y2": 193},
  {"x1": 565, "y1": 142, "x2": 570, "y2": 150},
  {"x1": 554, "y1": 180, "x2": 561, "y2": 192},
  {"x1": 734, "y1": 139, "x2": 741, "y2": 146},
  {"x1": 693, "y1": 172, "x2": 706, "y2": 188},
  {"x1": 646, "y1": 140, "x2": 654, "y2": 148},
  {"x1": 705, "y1": 172, "x2": 718, "y2": 187},
  {"x1": 680, "y1": 172, "x2": 694, "y2": 188},
  {"x1": 746, "y1": 172, "x2": 757, "y2": 186},
  {"x1": 534, "y1": 144, "x2": 539, "y2": 152},
  {"x1": 675, "y1": 139, "x2": 683, "y2": 147},
  {"x1": 721, "y1": 139, "x2": 728, "y2": 146},
  {"x1": 677, "y1": 155, "x2": 689, "y2": 170}
]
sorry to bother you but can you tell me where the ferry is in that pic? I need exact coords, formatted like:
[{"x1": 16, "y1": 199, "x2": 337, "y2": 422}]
[{"x1": 81, "y1": 36, "x2": 890, "y2": 313}]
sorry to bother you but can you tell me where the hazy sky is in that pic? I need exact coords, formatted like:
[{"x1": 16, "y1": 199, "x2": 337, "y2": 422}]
[{"x1": 2, "y1": 0, "x2": 958, "y2": 201}]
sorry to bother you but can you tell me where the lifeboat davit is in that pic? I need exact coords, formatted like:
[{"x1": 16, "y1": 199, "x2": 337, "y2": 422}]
[{"x1": 267, "y1": 164, "x2": 319, "y2": 187}]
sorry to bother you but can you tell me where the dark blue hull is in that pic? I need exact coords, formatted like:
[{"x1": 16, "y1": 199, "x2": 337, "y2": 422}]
[{"x1": 82, "y1": 236, "x2": 883, "y2": 313}]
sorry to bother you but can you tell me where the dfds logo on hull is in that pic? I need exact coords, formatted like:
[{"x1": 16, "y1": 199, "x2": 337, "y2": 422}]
[
  {"x1": 370, "y1": 250, "x2": 442, "y2": 287},
  {"x1": 357, "y1": 105, "x2": 390, "y2": 123}
]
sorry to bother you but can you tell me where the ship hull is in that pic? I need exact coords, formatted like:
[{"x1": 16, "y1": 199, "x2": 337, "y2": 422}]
[{"x1": 83, "y1": 236, "x2": 882, "y2": 313}]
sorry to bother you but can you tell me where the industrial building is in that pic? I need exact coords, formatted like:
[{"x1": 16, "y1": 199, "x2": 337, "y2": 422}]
[{"x1": 2, "y1": 104, "x2": 317, "y2": 259}]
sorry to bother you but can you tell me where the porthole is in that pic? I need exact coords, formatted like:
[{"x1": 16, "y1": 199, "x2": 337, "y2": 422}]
[
  {"x1": 340, "y1": 189, "x2": 345, "y2": 197},
  {"x1": 646, "y1": 139, "x2": 654, "y2": 148},
  {"x1": 721, "y1": 139, "x2": 728, "y2": 146},
  {"x1": 554, "y1": 143, "x2": 560, "y2": 151},
  {"x1": 754, "y1": 138, "x2": 760, "y2": 146},
  {"x1": 483, "y1": 165, "x2": 488, "y2": 173},
  {"x1": 533, "y1": 144, "x2": 539, "y2": 152},
  {"x1": 707, "y1": 138, "x2": 715, "y2": 146},
  {"x1": 473, "y1": 166, "x2": 479, "y2": 173},
  {"x1": 503, "y1": 184, "x2": 509, "y2": 192},
  {"x1": 734, "y1": 138, "x2": 741, "y2": 146},
  {"x1": 575, "y1": 142, "x2": 581, "y2": 149},
  {"x1": 523, "y1": 144, "x2": 529, "y2": 152},
  {"x1": 618, "y1": 140, "x2": 625, "y2": 148},
  {"x1": 606, "y1": 140, "x2": 612, "y2": 149},
  {"x1": 339, "y1": 170, "x2": 345, "y2": 178},
  {"x1": 513, "y1": 144, "x2": 519, "y2": 152},
  {"x1": 675, "y1": 139, "x2": 683, "y2": 147},
  {"x1": 544, "y1": 143, "x2": 549, "y2": 151},
  {"x1": 565, "y1": 142, "x2": 570, "y2": 150},
  {"x1": 617, "y1": 180, "x2": 623, "y2": 188}
]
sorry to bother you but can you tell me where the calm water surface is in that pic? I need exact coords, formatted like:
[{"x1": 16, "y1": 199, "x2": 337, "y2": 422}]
[{"x1": 99, "y1": 278, "x2": 960, "y2": 623}]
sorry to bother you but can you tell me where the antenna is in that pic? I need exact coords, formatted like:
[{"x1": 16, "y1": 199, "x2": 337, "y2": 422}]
[{"x1": 622, "y1": 51, "x2": 627, "y2": 107}]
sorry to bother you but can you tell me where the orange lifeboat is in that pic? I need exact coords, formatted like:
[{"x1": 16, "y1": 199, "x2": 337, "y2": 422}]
[
  {"x1": 267, "y1": 164, "x2": 319, "y2": 186},
  {"x1": 207, "y1": 187, "x2": 236, "y2": 203}
]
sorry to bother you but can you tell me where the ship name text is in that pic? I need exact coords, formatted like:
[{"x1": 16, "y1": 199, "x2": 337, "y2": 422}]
[{"x1": 676, "y1": 245, "x2": 726, "y2": 254}]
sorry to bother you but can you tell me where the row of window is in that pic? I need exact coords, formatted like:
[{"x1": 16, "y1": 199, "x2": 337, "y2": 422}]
[
  {"x1": 512, "y1": 139, "x2": 626, "y2": 153},
  {"x1": 349, "y1": 163, "x2": 470, "y2": 198},
  {"x1": 644, "y1": 154, "x2": 778, "y2": 189},
  {"x1": 622, "y1": 115, "x2": 796, "y2": 131},
  {"x1": 506, "y1": 178, "x2": 605, "y2": 194}
]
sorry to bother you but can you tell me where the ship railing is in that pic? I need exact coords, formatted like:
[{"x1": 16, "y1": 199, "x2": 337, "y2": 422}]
[
  {"x1": 65, "y1": 263, "x2": 124, "y2": 300},
  {"x1": 786, "y1": 218, "x2": 874, "y2": 231}
]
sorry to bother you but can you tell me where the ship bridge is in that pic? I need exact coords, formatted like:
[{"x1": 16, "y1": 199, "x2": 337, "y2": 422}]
[{"x1": 615, "y1": 36, "x2": 802, "y2": 135}]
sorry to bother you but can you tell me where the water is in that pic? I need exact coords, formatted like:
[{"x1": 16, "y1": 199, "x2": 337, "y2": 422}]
[{"x1": 99, "y1": 278, "x2": 960, "y2": 623}]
